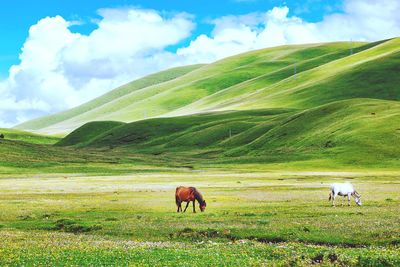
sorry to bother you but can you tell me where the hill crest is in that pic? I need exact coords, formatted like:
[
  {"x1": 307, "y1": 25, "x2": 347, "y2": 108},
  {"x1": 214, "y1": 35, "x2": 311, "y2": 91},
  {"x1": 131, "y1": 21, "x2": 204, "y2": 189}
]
[{"x1": 15, "y1": 38, "x2": 400, "y2": 135}]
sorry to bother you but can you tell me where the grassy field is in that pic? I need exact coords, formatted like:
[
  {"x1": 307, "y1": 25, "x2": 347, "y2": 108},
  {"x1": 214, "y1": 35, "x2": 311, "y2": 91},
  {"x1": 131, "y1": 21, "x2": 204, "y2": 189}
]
[
  {"x1": 0, "y1": 170, "x2": 399, "y2": 266},
  {"x1": 2, "y1": 128, "x2": 398, "y2": 266},
  {"x1": 2, "y1": 38, "x2": 399, "y2": 266}
]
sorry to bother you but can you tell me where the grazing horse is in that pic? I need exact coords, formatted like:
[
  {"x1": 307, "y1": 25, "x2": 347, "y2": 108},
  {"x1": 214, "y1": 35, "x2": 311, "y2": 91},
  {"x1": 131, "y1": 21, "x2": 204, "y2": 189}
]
[
  {"x1": 175, "y1": 186, "x2": 206, "y2": 213},
  {"x1": 329, "y1": 183, "x2": 362, "y2": 207}
]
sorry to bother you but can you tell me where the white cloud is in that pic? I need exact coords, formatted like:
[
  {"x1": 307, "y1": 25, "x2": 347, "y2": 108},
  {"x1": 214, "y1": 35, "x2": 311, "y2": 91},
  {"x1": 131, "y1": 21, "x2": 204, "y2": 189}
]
[
  {"x1": 1, "y1": 0, "x2": 400, "y2": 127},
  {"x1": 0, "y1": 9, "x2": 194, "y2": 126},
  {"x1": 178, "y1": 0, "x2": 400, "y2": 62}
]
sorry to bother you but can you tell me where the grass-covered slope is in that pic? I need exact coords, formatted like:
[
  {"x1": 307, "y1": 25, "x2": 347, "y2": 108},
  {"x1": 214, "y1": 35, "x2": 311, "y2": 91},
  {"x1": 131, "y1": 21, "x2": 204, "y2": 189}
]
[
  {"x1": 0, "y1": 128, "x2": 60, "y2": 145},
  {"x1": 58, "y1": 109, "x2": 294, "y2": 149},
  {"x1": 13, "y1": 38, "x2": 400, "y2": 167},
  {"x1": 226, "y1": 38, "x2": 400, "y2": 110},
  {"x1": 56, "y1": 121, "x2": 126, "y2": 147},
  {"x1": 19, "y1": 39, "x2": 400, "y2": 134},
  {"x1": 58, "y1": 98, "x2": 400, "y2": 168},
  {"x1": 15, "y1": 64, "x2": 204, "y2": 133},
  {"x1": 229, "y1": 99, "x2": 400, "y2": 167}
]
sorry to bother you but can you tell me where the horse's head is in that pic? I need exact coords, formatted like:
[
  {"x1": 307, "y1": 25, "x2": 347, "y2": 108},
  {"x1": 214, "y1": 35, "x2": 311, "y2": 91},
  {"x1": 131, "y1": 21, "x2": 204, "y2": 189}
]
[
  {"x1": 355, "y1": 196, "x2": 362, "y2": 206},
  {"x1": 200, "y1": 200, "x2": 206, "y2": 212},
  {"x1": 353, "y1": 191, "x2": 362, "y2": 206}
]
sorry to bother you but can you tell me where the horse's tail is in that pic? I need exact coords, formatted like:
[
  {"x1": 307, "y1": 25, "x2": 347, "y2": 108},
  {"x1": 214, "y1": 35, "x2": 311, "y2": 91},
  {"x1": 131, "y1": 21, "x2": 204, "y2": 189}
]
[
  {"x1": 328, "y1": 192, "x2": 332, "y2": 201},
  {"x1": 175, "y1": 187, "x2": 181, "y2": 205}
]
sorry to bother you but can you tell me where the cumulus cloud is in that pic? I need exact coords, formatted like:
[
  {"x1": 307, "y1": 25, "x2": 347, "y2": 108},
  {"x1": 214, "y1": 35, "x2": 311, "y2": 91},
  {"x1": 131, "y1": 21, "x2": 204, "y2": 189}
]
[
  {"x1": 1, "y1": 9, "x2": 194, "y2": 126},
  {"x1": 178, "y1": 0, "x2": 400, "y2": 62},
  {"x1": 1, "y1": 0, "x2": 400, "y2": 127}
]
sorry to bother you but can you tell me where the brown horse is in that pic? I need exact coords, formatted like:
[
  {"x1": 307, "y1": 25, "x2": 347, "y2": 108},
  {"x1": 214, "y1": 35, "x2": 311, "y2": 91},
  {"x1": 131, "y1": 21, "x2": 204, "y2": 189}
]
[{"x1": 175, "y1": 186, "x2": 206, "y2": 213}]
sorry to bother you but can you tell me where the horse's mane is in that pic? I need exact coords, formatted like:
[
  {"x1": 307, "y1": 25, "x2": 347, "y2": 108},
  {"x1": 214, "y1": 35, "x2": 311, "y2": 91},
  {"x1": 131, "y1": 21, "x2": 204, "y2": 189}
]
[{"x1": 190, "y1": 187, "x2": 204, "y2": 203}]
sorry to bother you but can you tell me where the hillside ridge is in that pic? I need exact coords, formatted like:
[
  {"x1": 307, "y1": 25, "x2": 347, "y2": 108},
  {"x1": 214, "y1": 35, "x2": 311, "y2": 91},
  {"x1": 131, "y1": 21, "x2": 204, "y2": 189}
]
[{"x1": 15, "y1": 38, "x2": 400, "y2": 135}]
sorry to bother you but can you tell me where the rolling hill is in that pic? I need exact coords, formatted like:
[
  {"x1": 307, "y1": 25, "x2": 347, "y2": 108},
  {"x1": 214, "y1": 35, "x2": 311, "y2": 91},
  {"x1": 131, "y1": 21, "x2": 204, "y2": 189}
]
[
  {"x1": 0, "y1": 128, "x2": 60, "y2": 145},
  {"x1": 56, "y1": 98, "x2": 400, "y2": 168},
  {"x1": 15, "y1": 64, "x2": 204, "y2": 133},
  {"x1": 10, "y1": 37, "x2": 400, "y2": 168},
  {"x1": 16, "y1": 38, "x2": 400, "y2": 135}
]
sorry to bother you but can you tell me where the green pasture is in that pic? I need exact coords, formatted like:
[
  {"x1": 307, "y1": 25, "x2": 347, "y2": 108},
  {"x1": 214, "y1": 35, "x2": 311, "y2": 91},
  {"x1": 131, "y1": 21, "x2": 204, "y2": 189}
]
[
  {"x1": 0, "y1": 170, "x2": 399, "y2": 266},
  {"x1": 1, "y1": 38, "x2": 399, "y2": 266}
]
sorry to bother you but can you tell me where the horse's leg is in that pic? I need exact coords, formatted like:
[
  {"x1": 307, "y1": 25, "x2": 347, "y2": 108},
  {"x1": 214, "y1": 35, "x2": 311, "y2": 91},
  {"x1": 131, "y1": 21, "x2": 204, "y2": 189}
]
[
  {"x1": 332, "y1": 193, "x2": 336, "y2": 207},
  {"x1": 193, "y1": 200, "x2": 196, "y2": 213},
  {"x1": 176, "y1": 195, "x2": 181, "y2": 212},
  {"x1": 347, "y1": 194, "x2": 351, "y2": 206},
  {"x1": 183, "y1": 202, "x2": 190, "y2": 212}
]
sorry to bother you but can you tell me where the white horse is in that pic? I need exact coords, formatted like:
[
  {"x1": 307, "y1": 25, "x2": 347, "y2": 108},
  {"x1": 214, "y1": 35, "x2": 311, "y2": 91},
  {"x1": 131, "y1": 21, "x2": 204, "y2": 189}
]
[{"x1": 329, "y1": 183, "x2": 362, "y2": 207}]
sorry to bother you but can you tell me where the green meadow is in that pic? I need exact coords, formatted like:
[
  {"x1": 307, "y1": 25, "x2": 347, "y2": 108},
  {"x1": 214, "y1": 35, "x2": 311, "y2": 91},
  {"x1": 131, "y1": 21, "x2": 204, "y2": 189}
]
[
  {"x1": 1, "y1": 38, "x2": 400, "y2": 266},
  {"x1": 0, "y1": 170, "x2": 399, "y2": 266}
]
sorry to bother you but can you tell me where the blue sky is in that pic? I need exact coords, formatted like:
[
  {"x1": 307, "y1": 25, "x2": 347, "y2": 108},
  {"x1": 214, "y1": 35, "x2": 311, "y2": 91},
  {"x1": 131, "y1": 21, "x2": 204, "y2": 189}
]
[
  {"x1": 0, "y1": 0, "x2": 399, "y2": 127},
  {"x1": 0, "y1": 0, "x2": 343, "y2": 78}
]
